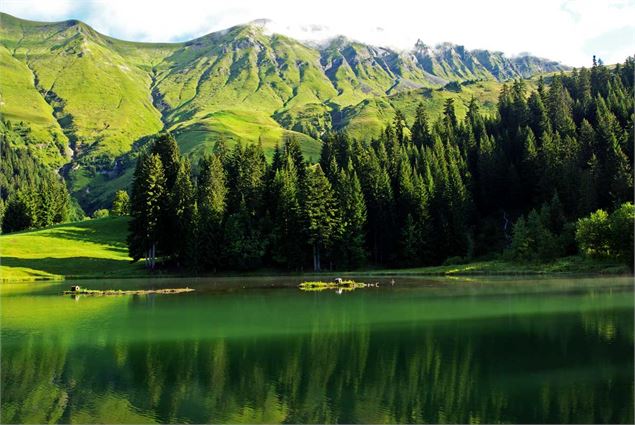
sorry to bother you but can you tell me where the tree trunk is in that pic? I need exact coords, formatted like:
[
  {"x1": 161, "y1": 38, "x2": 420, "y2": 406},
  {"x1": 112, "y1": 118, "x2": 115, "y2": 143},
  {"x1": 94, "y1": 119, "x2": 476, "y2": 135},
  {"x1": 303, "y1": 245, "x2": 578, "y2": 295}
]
[{"x1": 150, "y1": 243, "x2": 156, "y2": 269}]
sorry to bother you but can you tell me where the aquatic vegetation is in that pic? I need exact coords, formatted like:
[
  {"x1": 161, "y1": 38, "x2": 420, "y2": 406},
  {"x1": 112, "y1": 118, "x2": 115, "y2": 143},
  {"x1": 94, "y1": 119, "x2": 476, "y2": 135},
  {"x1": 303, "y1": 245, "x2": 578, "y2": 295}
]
[{"x1": 298, "y1": 280, "x2": 369, "y2": 291}]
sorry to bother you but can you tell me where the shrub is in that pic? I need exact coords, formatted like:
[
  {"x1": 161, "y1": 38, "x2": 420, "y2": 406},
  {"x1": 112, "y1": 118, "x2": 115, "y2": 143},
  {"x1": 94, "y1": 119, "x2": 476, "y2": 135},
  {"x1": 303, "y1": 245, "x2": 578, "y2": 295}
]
[
  {"x1": 608, "y1": 203, "x2": 634, "y2": 263},
  {"x1": 92, "y1": 209, "x2": 110, "y2": 219},
  {"x1": 575, "y1": 202, "x2": 634, "y2": 264}
]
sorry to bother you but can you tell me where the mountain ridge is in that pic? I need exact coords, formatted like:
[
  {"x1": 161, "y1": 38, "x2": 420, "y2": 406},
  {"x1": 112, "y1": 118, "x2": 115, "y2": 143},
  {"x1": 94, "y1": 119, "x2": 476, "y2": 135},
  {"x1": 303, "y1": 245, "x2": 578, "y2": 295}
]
[{"x1": 0, "y1": 12, "x2": 570, "y2": 211}]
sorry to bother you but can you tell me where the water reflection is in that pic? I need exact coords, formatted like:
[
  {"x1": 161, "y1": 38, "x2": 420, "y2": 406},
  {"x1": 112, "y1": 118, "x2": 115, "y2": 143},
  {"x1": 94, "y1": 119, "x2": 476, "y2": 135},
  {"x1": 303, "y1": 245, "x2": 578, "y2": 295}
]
[{"x1": 1, "y1": 278, "x2": 633, "y2": 423}]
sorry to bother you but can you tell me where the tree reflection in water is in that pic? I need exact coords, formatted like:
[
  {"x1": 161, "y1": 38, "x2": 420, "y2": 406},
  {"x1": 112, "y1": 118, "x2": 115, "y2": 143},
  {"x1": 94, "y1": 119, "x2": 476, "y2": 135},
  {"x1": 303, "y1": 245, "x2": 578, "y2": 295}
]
[{"x1": 1, "y1": 282, "x2": 633, "y2": 423}]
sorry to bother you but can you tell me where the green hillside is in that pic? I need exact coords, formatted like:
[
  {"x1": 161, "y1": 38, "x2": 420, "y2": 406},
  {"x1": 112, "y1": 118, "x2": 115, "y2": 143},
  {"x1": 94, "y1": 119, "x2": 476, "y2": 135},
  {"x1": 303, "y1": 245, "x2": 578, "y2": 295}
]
[
  {"x1": 0, "y1": 12, "x2": 569, "y2": 211},
  {"x1": 0, "y1": 216, "x2": 145, "y2": 280}
]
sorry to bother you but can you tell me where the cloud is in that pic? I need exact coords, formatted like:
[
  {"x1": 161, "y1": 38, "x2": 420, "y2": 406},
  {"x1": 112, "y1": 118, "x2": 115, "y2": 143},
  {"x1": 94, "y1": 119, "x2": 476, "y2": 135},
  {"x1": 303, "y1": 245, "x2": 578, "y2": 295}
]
[{"x1": 1, "y1": 0, "x2": 633, "y2": 66}]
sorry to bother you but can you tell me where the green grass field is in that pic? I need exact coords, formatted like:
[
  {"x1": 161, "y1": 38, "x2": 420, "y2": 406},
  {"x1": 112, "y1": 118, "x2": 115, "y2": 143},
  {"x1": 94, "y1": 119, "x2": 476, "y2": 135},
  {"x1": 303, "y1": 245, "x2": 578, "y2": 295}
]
[
  {"x1": 0, "y1": 216, "x2": 146, "y2": 281},
  {"x1": 348, "y1": 257, "x2": 631, "y2": 277},
  {"x1": 1, "y1": 215, "x2": 630, "y2": 282}
]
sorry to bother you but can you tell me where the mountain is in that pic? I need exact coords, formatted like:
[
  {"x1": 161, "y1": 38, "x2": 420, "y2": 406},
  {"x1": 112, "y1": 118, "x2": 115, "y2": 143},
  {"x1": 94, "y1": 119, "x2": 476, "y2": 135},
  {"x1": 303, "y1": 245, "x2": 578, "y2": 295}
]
[{"x1": 0, "y1": 12, "x2": 569, "y2": 211}]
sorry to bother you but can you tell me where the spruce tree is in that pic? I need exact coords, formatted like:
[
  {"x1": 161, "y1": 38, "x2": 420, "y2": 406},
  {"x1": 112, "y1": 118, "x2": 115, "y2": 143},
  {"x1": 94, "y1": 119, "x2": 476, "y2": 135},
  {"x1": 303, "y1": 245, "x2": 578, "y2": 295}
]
[
  {"x1": 224, "y1": 198, "x2": 266, "y2": 270},
  {"x1": 197, "y1": 154, "x2": 227, "y2": 270},
  {"x1": 302, "y1": 164, "x2": 339, "y2": 271},
  {"x1": 151, "y1": 133, "x2": 180, "y2": 190},
  {"x1": 171, "y1": 158, "x2": 196, "y2": 266},
  {"x1": 527, "y1": 91, "x2": 551, "y2": 142},
  {"x1": 358, "y1": 147, "x2": 396, "y2": 264},
  {"x1": 334, "y1": 165, "x2": 367, "y2": 268},
  {"x1": 410, "y1": 102, "x2": 433, "y2": 148},
  {"x1": 547, "y1": 76, "x2": 575, "y2": 137},
  {"x1": 128, "y1": 153, "x2": 166, "y2": 267},
  {"x1": 271, "y1": 159, "x2": 303, "y2": 269},
  {"x1": 443, "y1": 98, "x2": 458, "y2": 133},
  {"x1": 1, "y1": 189, "x2": 36, "y2": 233}
]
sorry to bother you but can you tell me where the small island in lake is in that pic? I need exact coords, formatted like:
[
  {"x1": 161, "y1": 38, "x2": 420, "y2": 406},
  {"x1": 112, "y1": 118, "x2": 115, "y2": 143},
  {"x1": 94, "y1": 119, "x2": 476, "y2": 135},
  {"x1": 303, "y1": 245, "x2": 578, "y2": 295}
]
[
  {"x1": 299, "y1": 279, "x2": 371, "y2": 291},
  {"x1": 63, "y1": 286, "x2": 195, "y2": 296}
]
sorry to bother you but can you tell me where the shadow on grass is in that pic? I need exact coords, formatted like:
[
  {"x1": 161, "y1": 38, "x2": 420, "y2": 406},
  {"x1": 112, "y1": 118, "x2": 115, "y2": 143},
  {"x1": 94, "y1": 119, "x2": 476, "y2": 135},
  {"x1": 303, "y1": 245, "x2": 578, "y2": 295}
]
[
  {"x1": 46, "y1": 218, "x2": 128, "y2": 246},
  {"x1": 1, "y1": 256, "x2": 140, "y2": 278}
]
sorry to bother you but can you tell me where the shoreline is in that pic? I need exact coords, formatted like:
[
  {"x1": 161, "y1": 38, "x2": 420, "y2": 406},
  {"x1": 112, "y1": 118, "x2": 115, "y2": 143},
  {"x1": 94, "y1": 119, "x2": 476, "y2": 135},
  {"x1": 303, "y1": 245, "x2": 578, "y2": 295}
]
[{"x1": 3, "y1": 257, "x2": 631, "y2": 283}]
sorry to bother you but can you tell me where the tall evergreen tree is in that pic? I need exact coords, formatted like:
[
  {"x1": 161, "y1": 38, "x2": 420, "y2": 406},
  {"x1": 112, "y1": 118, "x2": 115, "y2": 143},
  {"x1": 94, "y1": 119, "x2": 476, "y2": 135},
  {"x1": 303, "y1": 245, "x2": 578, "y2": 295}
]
[
  {"x1": 151, "y1": 133, "x2": 180, "y2": 190},
  {"x1": 410, "y1": 102, "x2": 433, "y2": 148},
  {"x1": 128, "y1": 153, "x2": 166, "y2": 268},
  {"x1": 334, "y1": 165, "x2": 367, "y2": 268},
  {"x1": 302, "y1": 164, "x2": 339, "y2": 271},
  {"x1": 271, "y1": 159, "x2": 304, "y2": 269},
  {"x1": 197, "y1": 154, "x2": 227, "y2": 270},
  {"x1": 171, "y1": 158, "x2": 196, "y2": 266},
  {"x1": 224, "y1": 198, "x2": 266, "y2": 270}
]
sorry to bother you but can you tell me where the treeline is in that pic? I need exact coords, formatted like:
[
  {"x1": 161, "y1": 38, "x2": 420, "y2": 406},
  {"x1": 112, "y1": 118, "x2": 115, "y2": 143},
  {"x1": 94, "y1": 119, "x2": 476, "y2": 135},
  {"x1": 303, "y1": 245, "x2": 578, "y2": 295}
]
[
  {"x1": 0, "y1": 122, "x2": 75, "y2": 233},
  {"x1": 128, "y1": 58, "x2": 633, "y2": 271}
]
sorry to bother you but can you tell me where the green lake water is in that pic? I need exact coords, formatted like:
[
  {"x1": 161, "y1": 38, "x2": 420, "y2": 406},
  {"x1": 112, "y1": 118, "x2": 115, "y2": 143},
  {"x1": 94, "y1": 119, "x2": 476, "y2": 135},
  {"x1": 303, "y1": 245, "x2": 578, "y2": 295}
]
[{"x1": 1, "y1": 276, "x2": 633, "y2": 423}]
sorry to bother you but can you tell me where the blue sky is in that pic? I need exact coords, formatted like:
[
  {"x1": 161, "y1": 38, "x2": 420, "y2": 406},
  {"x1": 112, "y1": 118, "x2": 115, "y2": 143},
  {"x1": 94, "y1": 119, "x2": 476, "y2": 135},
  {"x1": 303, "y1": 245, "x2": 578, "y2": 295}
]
[{"x1": 1, "y1": 0, "x2": 633, "y2": 66}]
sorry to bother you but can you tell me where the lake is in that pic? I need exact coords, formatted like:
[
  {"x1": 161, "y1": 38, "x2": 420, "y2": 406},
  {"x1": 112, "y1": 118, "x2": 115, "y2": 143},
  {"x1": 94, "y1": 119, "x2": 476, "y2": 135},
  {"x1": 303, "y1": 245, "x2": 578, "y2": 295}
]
[{"x1": 1, "y1": 276, "x2": 633, "y2": 423}]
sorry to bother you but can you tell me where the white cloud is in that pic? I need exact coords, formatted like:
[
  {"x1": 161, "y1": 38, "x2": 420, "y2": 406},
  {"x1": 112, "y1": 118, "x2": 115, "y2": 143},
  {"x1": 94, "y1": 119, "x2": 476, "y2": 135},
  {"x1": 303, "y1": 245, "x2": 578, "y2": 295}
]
[{"x1": 1, "y1": 0, "x2": 633, "y2": 66}]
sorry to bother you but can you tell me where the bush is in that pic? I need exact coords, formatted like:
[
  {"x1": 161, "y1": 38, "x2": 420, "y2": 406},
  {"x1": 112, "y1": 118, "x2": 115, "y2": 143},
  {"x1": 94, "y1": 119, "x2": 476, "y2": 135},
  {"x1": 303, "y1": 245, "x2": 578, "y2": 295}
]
[
  {"x1": 609, "y1": 203, "x2": 634, "y2": 262},
  {"x1": 92, "y1": 209, "x2": 110, "y2": 219},
  {"x1": 575, "y1": 202, "x2": 634, "y2": 264}
]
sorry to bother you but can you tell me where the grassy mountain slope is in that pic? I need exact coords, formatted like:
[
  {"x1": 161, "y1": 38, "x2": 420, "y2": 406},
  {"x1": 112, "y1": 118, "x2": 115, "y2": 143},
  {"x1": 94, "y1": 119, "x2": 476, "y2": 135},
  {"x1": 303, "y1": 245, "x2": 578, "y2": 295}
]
[
  {"x1": 339, "y1": 79, "x2": 503, "y2": 139},
  {"x1": 0, "y1": 14, "x2": 165, "y2": 162},
  {"x1": 0, "y1": 45, "x2": 68, "y2": 166},
  {"x1": 0, "y1": 12, "x2": 569, "y2": 211}
]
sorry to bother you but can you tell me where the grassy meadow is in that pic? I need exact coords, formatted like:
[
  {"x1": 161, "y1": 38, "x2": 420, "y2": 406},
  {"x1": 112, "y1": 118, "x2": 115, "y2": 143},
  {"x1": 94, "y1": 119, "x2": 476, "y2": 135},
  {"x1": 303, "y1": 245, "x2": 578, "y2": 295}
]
[
  {"x1": 1, "y1": 216, "x2": 629, "y2": 282},
  {"x1": 0, "y1": 217, "x2": 146, "y2": 281}
]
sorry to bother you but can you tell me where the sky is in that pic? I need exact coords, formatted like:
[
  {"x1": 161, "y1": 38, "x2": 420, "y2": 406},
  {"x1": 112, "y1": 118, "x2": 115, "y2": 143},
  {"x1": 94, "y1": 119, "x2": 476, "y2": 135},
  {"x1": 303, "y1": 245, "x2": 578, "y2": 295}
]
[{"x1": 1, "y1": 0, "x2": 634, "y2": 66}]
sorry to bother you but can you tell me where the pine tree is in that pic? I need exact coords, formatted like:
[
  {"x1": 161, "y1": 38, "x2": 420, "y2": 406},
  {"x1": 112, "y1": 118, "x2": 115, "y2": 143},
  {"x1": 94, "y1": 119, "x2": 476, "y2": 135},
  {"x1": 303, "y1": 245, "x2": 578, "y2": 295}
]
[
  {"x1": 334, "y1": 165, "x2": 367, "y2": 268},
  {"x1": 128, "y1": 153, "x2": 166, "y2": 268},
  {"x1": 197, "y1": 154, "x2": 227, "y2": 270},
  {"x1": 1, "y1": 189, "x2": 37, "y2": 233},
  {"x1": 399, "y1": 214, "x2": 420, "y2": 266},
  {"x1": 149, "y1": 133, "x2": 182, "y2": 259},
  {"x1": 358, "y1": 147, "x2": 396, "y2": 264},
  {"x1": 283, "y1": 136, "x2": 306, "y2": 181},
  {"x1": 171, "y1": 158, "x2": 196, "y2": 266},
  {"x1": 547, "y1": 76, "x2": 575, "y2": 137},
  {"x1": 151, "y1": 133, "x2": 180, "y2": 190},
  {"x1": 594, "y1": 97, "x2": 633, "y2": 205},
  {"x1": 410, "y1": 102, "x2": 433, "y2": 148},
  {"x1": 224, "y1": 198, "x2": 266, "y2": 270},
  {"x1": 226, "y1": 142, "x2": 267, "y2": 214},
  {"x1": 520, "y1": 126, "x2": 539, "y2": 203},
  {"x1": 271, "y1": 159, "x2": 304, "y2": 269},
  {"x1": 527, "y1": 91, "x2": 551, "y2": 142},
  {"x1": 443, "y1": 98, "x2": 458, "y2": 133},
  {"x1": 302, "y1": 164, "x2": 339, "y2": 271},
  {"x1": 213, "y1": 138, "x2": 230, "y2": 168}
]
